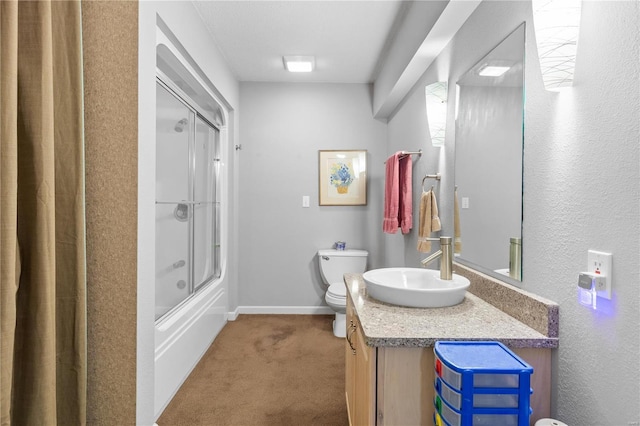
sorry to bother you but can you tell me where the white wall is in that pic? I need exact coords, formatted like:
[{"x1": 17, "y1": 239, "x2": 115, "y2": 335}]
[
  {"x1": 388, "y1": 1, "x2": 640, "y2": 424},
  {"x1": 385, "y1": 69, "x2": 451, "y2": 270},
  {"x1": 524, "y1": 2, "x2": 639, "y2": 423},
  {"x1": 238, "y1": 83, "x2": 387, "y2": 311},
  {"x1": 137, "y1": 2, "x2": 240, "y2": 424}
]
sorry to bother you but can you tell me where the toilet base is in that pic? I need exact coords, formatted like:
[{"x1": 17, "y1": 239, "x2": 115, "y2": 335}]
[{"x1": 332, "y1": 312, "x2": 346, "y2": 338}]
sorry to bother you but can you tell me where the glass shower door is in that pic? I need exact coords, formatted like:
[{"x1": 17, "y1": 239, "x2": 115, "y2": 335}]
[
  {"x1": 155, "y1": 76, "x2": 223, "y2": 321},
  {"x1": 155, "y1": 83, "x2": 192, "y2": 320},
  {"x1": 193, "y1": 116, "x2": 220, "y2": 291}
]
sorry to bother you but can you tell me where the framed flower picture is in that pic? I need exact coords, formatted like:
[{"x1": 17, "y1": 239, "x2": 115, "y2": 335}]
[{"x1": 318, "y1": 150, "x2": 367, "y2": 206}]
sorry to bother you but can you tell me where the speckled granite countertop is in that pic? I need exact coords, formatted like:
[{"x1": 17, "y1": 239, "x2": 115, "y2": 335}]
[{"x1": 344, "y1": 273, "x2": 559, "y2": 349}]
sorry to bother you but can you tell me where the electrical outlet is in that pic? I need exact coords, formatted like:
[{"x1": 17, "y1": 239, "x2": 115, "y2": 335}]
[{"x1": 587, "y1": 250, "x2": 612, "y2": 299}]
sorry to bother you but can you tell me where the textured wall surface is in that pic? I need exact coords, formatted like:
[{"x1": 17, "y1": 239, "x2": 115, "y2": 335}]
[
  {"x1": 238, "y1": 82, "x2": 387, "y2": 308},
  {"x1": 524, "y1": 2, "x2": 640, "y2": 423},
  {"x1": 82, "y1": 1, "x2": 138, "y2": 424},
  {"x1": 389, "y1": 1, "x2": 639, "y2": 424}
]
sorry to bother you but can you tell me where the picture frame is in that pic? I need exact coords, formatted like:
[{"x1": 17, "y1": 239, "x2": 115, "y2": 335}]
[{"x1": 318, "y1": 150, "x2": 367, "y2": 206}]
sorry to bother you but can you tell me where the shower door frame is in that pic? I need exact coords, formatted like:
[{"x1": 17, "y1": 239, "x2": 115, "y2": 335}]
[{"x1": 155, "y1": 73, "x2": 221, "y2": 321}]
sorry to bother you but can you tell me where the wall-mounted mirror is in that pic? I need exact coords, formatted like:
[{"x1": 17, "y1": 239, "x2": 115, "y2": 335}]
[{"x1": 454, "y1": 23, "x2": 525, "y2": 282}]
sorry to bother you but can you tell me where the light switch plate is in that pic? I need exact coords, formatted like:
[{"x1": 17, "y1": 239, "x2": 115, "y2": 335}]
[
  {"x1": 587, "y1": 250, "x2": 612, "y2": 299},
  {"x1": 302, "y1": 196, "x2": 310, "y2": 208}
]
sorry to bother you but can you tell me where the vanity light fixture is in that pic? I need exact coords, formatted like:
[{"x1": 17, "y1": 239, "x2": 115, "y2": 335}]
[
  {"x1": 283, "y1": 56, "x2": 315, "y2": 73},
  {"x1": 532, "y1": 0, "x2": 582, "y2": 91},
  {"x1": 425, "y1": 81, "x2": 448, "y2": 147}
]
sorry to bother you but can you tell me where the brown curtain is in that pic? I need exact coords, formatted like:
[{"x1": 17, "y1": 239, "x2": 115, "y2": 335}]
[{"x1": 1, "y1": 1, "x2": 87, "y2": 425}]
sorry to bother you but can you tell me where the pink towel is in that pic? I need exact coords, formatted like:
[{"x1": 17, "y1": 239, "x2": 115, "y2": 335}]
[
  {"x1": 383, "y1": 152, "x2": 413, "y2": 234},
  {"x1": 398, "y1": 154, "x2": 413, "y2": 234},
  {"x1": 383, "y1": 153, "x2": 400, "y2": 233}
]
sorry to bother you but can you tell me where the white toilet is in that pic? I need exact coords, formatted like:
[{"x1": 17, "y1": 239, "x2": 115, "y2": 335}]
[{"x1": 318, "y1": 248, "x2": 368, "y2": 338}]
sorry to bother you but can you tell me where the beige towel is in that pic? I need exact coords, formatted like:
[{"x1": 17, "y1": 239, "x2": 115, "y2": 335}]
[
  {"x1": 454, "y1": 187, "x2": 462, "y2": 253},
  {"x1": 417, "y1": 190, "x2": 441, "y2": 252}
]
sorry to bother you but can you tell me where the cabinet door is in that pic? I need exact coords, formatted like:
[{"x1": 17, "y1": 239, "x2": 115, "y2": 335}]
[
  {"x1": 354, "y1": 322, "x2": 375, "y2": 425},
  {"x1": 377, "y1": 347, "x2": 435, "y2": 425},
  {"x1": 345, "y1": 301, "x2": 357, "y2": 425},
  {"x1": 346, "y1": 297, "x2": 376, "y2": 426}
]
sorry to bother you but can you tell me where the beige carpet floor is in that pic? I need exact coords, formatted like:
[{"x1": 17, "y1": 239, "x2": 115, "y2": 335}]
[{"x1": 157, "y1": 315, "x2": 349, "y2": 426}]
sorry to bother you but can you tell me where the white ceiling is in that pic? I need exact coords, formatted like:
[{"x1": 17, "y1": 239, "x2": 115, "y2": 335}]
[{"x1": 192, "y1": 1, "x2": 409, "y2": 84}]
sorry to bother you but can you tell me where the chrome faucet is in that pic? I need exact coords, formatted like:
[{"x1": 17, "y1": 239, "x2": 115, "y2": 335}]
[{"x1": 420, "y1": 236, "x2": 453, "y2": 280}]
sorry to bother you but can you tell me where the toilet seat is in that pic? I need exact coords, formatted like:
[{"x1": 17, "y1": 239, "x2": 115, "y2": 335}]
[
  {"x1": 326, "y1": 282, "x2": 347, "y2": 309},
  {"x1": 327, "y1": 282, "x2": 347, "y2": 299}
]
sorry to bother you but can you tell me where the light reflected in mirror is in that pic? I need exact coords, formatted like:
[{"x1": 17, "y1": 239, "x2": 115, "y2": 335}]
[{"x1": 454, "y1": 23, "x2": 525, "y2": 282}]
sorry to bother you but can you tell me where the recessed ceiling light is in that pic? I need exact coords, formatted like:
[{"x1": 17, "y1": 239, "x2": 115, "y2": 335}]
[
  {"x1": 478, "y1": 64, "x2": 511, "y2": 77},
  {"x1": 283, "y1": 56, "x2": 315, "y2": 73}
]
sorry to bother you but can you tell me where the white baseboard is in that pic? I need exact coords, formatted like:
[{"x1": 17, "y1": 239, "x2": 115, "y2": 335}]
[
  {"x1": 227, "y1": 306, "x2": 239, "y2": 321},
  {"x1": 237, "y1": 306, "x2": 334, "y2": 315}
]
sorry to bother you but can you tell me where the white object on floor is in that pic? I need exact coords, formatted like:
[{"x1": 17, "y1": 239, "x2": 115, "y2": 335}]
[
  {"x1": 535, "y1": 419, "x2": 568, "y2": 426},
  {"x1": 318, "y1": 249, "x2": 368, "y2": 338}
]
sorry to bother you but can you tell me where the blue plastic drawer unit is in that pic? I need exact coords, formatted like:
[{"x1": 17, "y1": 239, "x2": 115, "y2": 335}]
[
  {"x1": 433, "y1": 341, "x2": 533, "y2": 426},
  {"x1": 435, "y1": 377, "x2": 521, "y2": 410}
]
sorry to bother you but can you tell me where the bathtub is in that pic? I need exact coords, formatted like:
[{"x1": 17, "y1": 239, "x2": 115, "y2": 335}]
[{"x1": 154, "y1": 278, "x2": 227, "y2": 418}]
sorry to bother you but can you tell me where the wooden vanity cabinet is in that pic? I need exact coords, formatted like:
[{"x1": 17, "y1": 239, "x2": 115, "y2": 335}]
[
  {"x1": 345, "y1": 297, "x2": 551, "y2": 426},
  {"x1": 346, "y1": 297, "x2": 430, "y2": 426},
  {"x1": 345, "y1": 298, "x2": 376, "y2": 426}
]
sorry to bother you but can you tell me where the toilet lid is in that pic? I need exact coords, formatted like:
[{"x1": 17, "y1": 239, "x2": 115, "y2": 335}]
[{"x1": 327, "y1": 282, "x2": 347, "y2": 298}]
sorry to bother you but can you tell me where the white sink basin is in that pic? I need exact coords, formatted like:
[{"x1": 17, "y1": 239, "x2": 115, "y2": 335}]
[{"x1": 362, "y1": 268, "x2": 470, "y2": 308}]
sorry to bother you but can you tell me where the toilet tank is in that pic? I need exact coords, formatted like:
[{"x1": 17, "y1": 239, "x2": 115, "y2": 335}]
[{"x1": 318, "y1": 249, "x2": 368, "y2": 285}]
